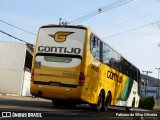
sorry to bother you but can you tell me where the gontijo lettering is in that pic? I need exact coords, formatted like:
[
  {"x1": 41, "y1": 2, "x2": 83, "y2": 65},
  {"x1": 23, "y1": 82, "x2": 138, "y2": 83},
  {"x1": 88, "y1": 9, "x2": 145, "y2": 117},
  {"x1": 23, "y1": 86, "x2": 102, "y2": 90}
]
[
  {"x1": 107, "y1": 70, "x2": 122, "y2": 83},
  {"x1": 38, "y1": 46, "x2": 81, "y2": 54}
]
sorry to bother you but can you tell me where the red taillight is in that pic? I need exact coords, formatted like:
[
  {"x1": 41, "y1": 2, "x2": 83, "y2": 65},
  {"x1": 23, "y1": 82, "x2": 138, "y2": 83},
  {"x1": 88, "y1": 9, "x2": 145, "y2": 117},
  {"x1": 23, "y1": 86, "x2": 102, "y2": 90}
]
[
  {"x1": 79, "y1": 72, "x2": 85, "y2": 85},
  {"x1": 31, "y1": 68, "x2": 34, "y2": 80}
]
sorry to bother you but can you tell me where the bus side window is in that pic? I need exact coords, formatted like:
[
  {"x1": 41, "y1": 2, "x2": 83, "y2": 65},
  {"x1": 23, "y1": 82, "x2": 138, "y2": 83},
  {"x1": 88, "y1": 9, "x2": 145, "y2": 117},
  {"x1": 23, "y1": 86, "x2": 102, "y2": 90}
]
[
  {"x1": 90, "y1": 34, "x2": 96, "y2": 48},
  {"x1": 90, "y1": 34, "x2": 100, "y2": 61},
  {"x1": 103, "y1": 43, "x2": 111, "y2": 65},
  {"x1": 92, "y1": 37, "x2": 96, "y2": 47}
]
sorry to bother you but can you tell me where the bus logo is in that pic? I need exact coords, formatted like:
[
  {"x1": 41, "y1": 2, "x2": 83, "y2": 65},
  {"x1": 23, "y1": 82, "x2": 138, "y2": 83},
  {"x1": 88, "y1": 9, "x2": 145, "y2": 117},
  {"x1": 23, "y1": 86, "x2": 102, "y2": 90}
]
[{"x1": 49, "y1": 31, "x2": 74, "y2": 42}]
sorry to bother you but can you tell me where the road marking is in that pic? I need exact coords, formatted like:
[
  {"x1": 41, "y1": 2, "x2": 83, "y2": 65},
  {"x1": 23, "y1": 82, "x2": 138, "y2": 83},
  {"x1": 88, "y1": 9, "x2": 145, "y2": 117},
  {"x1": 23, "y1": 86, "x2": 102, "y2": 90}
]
[
  {"x1": 0, "y1": 105, "x2": 70, "y2": 112},
  {"x1": 0, "y1": 105, "x2": 18, "y2": 109}
]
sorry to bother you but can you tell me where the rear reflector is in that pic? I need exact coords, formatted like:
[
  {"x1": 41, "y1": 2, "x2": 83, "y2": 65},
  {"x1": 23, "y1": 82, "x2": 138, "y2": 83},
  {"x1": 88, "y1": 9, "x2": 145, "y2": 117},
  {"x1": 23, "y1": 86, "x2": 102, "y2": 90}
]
[
  {"x1": 31, "y1": 68, "x2": 34, "y2": 80},
  {"x1": 79, "y1": 72, "x2": 85, "y2": 85}
]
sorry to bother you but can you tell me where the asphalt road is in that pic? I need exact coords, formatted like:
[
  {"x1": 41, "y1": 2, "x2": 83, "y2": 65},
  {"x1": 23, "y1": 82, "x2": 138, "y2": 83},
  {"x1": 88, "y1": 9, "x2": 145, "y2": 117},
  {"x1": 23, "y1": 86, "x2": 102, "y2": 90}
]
[{"x1": 0, "y1": 95, "x2": 159, "y2": 120}]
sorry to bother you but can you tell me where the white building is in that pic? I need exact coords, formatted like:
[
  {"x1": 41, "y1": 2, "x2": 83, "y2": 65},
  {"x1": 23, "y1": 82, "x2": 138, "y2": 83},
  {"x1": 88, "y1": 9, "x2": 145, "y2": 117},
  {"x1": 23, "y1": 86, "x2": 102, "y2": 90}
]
[
  {"x1": 0, "y1": 41, "x2": 33, "y2": 96},
  {"x1": 140, "y1": 74, "x2": 160, "y2": 100},
  {"x1": 140, "y1": 86, "x2": 159, "y2": 100}
]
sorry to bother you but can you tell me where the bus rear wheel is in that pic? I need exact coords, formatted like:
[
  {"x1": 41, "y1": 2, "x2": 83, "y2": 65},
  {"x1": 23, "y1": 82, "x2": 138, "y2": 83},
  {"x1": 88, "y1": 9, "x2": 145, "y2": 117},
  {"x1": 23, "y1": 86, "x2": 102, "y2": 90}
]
[
  {"x1": 52, "y1": 99, "x2": 63, "y2": 108},
  {"x1": 125, "y1": 107, "x2": 134, "y2": 111},
  {"x1": 101, "y1": 93, "x2": 110, "y2": 111},
  {"x1": 91, "y1": 92, "x2": 103, "y2": 111},
  {"x1": 63, "y1": 101, "x2": 76, "y2": 108}
]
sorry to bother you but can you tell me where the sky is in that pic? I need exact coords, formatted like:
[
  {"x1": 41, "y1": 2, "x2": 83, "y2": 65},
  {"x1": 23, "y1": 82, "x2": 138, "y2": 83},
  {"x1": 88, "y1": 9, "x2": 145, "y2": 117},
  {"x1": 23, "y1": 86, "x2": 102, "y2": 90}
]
[{"x1": 0, "y1": 0, "x2": 160, "y2": 78}]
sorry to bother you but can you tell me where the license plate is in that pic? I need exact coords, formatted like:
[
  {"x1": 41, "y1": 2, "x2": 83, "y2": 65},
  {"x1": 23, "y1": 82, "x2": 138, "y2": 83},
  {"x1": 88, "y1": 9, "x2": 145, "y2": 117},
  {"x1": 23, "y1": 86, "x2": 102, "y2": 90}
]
[{"x1": 50, "y1": 82, "x2": 60, "y2": 86}]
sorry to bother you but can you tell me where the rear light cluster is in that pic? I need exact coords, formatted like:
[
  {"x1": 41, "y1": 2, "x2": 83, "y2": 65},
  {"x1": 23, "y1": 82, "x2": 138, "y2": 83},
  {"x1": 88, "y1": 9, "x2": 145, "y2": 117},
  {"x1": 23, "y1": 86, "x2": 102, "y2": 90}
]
[
  {"x1": 31, "y1": 68, "x2": 34, "y2": 80},
  {"x1": 79, "y1": 72, "x2": 85, "y2": 85}
]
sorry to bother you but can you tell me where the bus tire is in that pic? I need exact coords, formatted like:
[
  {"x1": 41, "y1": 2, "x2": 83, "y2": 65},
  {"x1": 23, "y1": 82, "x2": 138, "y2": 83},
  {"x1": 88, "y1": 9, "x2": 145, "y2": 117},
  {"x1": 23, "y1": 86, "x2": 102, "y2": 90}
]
[
  {"x1": 125, "y1": 107, "x2": 134, "y2": 111},
  {"x1": 52, "y1": 99, "x2": 63, "y2": 108},
  {"x1": 63, "y1": 101, "x2": 76, "y2": 109},
  {"x1": 101, "y1": 93, "x2": 110, "y2": 111},
  {"x1": 91, "y1": 91, "x2": 103, "y2": 111}
]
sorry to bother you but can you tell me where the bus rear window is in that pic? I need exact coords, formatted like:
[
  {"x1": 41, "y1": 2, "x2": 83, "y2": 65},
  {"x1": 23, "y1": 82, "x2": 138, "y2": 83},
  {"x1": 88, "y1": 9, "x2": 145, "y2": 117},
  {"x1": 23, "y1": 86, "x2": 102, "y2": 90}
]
[
  {"x1": 44, "y1": 56, "x2": 72, "y2": 63},
  {"x1": 36, "y1": 55, "x2": 81, "y2": 68}
]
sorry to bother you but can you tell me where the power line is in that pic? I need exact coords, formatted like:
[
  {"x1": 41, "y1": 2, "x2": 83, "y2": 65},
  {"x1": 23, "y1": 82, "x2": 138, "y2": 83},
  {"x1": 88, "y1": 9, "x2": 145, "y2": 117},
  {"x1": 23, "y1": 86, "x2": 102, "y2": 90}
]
[
  {"x1": 0, "y1": 29, "x2": 34, "y2": 46},
  {"x1": 68, "y1": 0, "x2": 133, "y2": 25},
  {"x1": 70, "y1": 0, "x2": 133, "y2": 24},
  {"x1": 69, "y1": 0, "x2": 125, "y2": 24},
  {"x1": 97, "y1": 10, "x2": 160, "y2": 31},
  {"x1": 0, "y1": 19, "x2": 36, "y2": 35},
  {"x1": 104, "y1": 21, "x2": 159, "y2": 39}
]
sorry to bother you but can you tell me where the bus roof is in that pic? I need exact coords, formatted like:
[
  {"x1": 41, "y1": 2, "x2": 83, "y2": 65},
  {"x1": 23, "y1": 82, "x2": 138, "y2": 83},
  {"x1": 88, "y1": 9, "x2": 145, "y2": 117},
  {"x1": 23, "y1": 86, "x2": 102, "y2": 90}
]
[{"x1": 40, "y1": 24, "x2": 88, "y2": 30}]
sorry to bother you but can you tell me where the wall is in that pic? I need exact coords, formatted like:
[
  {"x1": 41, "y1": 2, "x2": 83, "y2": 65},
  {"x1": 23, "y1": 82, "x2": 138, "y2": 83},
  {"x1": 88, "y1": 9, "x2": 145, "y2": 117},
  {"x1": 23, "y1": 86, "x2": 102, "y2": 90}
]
[
  {"x1": 0, "y1": 69, "x2": 24, "y2": 95},
  {"x1": 0, "y1": 42, "x2": 26, "y2": 70},
  {"x1": 140, "y1": 86, "x2": 160, "y2": 100},
  {"x1": 22, "y1": 70, "x2": 31, "y2": 96},
  {"x1": 0, "y1": 42, "x2": 27, "y2": 95}
]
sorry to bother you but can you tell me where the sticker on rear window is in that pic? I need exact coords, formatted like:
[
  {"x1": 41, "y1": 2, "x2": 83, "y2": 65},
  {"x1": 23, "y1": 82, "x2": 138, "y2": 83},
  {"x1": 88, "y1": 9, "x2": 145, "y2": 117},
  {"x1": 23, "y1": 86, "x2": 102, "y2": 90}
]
[{"x1": 44, "y1": 56, "x2": 72, "y2": 63}]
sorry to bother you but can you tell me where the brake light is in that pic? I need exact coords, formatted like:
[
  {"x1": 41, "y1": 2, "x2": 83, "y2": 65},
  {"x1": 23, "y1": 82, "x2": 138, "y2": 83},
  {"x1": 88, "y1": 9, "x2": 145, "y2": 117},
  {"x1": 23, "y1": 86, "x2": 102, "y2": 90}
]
[
  {"x1": 31, "y1": 68, "x2": 34, "y2": 80},
  {"x1": 79, "y1": 72, "x2": 85, "y2": 85}
]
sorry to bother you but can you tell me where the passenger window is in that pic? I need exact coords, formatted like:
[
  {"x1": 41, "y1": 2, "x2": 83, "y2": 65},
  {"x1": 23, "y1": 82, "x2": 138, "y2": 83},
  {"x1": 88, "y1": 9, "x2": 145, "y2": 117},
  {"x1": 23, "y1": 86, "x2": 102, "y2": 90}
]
[
  {"x1": 90, "y1": 34, "x2": 100, "y2": 60},
  {"x1": 103, "y1": 43, "x2": 112, "y2": 66}
]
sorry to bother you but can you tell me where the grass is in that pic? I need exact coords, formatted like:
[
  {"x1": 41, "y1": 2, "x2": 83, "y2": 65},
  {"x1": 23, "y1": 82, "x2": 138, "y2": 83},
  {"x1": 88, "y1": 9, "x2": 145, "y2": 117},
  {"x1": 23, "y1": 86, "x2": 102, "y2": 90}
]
[
  {"x1": 154, "y1": 106, "x2": 160, "y2": 111},
  {"x1": 153, "y1": 101, "x2": 160, "y2": 111}
]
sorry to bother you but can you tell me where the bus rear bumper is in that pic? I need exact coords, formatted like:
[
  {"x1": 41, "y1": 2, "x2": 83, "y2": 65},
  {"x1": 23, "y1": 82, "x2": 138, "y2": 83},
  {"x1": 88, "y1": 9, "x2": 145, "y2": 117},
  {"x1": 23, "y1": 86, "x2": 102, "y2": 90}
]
[{"x1": 30, "y1": 81, "x2": 82, "y2": 100}]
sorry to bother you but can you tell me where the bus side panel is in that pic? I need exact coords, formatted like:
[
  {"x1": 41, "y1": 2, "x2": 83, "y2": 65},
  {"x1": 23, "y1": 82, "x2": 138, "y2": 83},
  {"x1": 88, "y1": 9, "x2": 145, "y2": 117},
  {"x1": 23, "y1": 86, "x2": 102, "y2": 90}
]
[
  {"x1": 80, "y1": 60, "x2": 126, "y2": 105},
  {"x1": 78, "y1": 30, "x2": 140, "y2": 107}
]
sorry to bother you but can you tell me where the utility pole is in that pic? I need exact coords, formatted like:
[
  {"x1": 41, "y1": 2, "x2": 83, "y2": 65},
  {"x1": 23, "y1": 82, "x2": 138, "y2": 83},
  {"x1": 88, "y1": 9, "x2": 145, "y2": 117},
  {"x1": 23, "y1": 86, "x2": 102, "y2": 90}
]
[
  {"x1": 155, "y1": 68, "x2": 160, "y2": 105},
  {"x1": 59, "y1": 18, "x2": 69, "y2": 25},
  {"x1": 59, "y1": 18, "x2": 62, "y2": 25},
  {"x1": 142, "y1": 70, "x2": 152, "y2": 97}
]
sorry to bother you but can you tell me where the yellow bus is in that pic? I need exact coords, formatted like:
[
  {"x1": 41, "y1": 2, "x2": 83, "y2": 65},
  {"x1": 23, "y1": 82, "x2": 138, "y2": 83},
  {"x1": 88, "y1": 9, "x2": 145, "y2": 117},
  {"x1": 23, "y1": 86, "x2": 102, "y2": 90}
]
[{"x1": 30, "y1": 24, "x2": 140, "y2": 111}]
